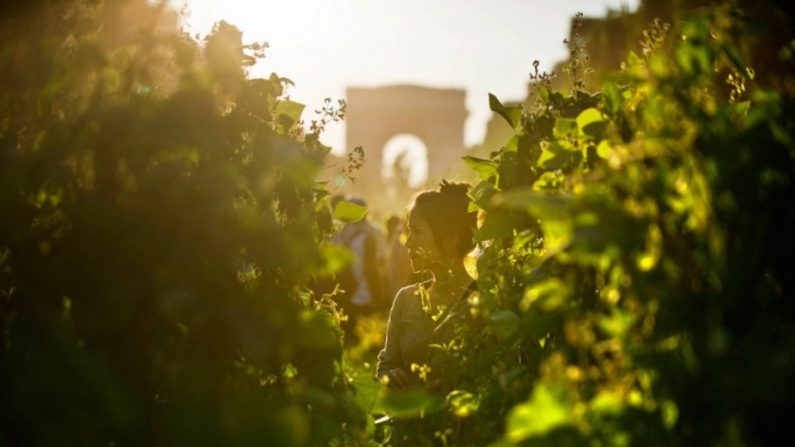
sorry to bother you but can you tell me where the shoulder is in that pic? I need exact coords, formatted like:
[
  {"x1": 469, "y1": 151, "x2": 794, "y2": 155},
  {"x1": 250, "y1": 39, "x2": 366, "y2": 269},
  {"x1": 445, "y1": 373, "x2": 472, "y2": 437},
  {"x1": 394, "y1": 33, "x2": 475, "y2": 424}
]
[
  {"x1": 395, "y1": 282, "x2": 418, "y2": 299},
  {"x1": 391, "y1": 281, "x2": 429, "y2": 310}
]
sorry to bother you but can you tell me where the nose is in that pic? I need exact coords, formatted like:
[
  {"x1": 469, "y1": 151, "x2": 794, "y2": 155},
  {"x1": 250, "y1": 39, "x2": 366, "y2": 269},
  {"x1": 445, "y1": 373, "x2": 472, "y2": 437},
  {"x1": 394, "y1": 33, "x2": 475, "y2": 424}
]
[{"x1": 405, "y1": 233, "x2": 416, "y2": 250}]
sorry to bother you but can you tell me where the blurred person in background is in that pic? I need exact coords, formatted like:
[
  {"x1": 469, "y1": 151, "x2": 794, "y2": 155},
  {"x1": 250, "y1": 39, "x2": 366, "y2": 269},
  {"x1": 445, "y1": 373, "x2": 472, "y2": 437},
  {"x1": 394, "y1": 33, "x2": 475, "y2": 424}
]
[{"x1": 331, "y1": 196, "x2": 387, "y2": 337}]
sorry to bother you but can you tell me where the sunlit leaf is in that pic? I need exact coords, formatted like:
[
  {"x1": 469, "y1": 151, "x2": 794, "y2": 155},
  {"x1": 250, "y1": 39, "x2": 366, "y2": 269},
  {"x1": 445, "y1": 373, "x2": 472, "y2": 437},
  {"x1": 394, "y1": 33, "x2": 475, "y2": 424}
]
[
  {"x1": 505, "y1": 384, "x2": 572, "y2": 443},
  {"x1": 462, "y1": 156, "x2": 498, "y2": 180},
  {"x1": 590, "y1": 390, "x2": 624, "y2": 416},
  {"x1": 447, "y1": 390, "x2": 480, "y2": 418},
  {"x1": 317, "y1": 243, "x2": 352, "y2": 276},
  {"x1": 576, "y1": 107, "x2": 606, "y2": 137},
  {"x1": 661, "y1": 399, "x2": 679, "y2": 430},
  {"x1": 274, "y1": 99, "x2": 305, "y2": 133},
  {"x1": 333, "y1": 200, "x2": 367, "y2": 222},
  {"x1": 597, "y1": 308, "x2": 637, "y2": 338},
  {"x1": 596, "y1": 140, "x2": 612, "y2": 159},
  {"x1": 521, "y1": 278, "x2": 571, "y2": 312},
  {"x1": 553, "y1": 117, "x2": 577, "y2": 139},
  {"x1": 539, "y1": 141, "x2": 579, "y2": 170}
]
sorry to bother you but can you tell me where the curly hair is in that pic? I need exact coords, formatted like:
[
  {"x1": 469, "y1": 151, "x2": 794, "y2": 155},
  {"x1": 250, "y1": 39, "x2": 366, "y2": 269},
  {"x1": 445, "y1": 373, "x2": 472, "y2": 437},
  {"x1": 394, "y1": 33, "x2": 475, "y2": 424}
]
[{"x1": 409, "y1": 180, "x2": 476, "y2": 259}]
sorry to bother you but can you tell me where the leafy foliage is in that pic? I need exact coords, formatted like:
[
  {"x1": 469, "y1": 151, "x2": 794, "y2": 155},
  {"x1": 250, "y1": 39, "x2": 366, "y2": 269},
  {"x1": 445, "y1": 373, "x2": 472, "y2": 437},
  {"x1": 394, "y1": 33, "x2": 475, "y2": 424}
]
[
  {"x1": 376, "y1": 4, "x2": 795, "y2": 447},
  {"x1": 0, "y1": 1, "x2": 364, "y2": 445}
]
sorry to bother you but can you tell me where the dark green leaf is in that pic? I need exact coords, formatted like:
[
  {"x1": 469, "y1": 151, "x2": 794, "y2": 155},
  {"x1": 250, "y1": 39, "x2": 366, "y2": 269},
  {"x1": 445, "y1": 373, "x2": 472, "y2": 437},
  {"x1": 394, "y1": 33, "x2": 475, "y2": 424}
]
[
  {"x1": 576, "y1": 108, "x2": 605, "y2": 137},
  {"x1": 379, "y1": 390, "x2": 445, "y2": 420},
  {"x1": 489, "y1": 93, "x2": 522, "y2": 129},
  {"x1": 490, "y1": 310, "x2": 520, "y2": 338}
]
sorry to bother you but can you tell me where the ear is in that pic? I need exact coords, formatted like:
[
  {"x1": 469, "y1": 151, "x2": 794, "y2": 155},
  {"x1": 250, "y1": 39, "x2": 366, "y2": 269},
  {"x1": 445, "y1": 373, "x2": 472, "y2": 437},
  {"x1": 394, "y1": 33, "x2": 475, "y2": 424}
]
[{"x1": 442, "y1": 235, "x2": 460, "y2": 258}]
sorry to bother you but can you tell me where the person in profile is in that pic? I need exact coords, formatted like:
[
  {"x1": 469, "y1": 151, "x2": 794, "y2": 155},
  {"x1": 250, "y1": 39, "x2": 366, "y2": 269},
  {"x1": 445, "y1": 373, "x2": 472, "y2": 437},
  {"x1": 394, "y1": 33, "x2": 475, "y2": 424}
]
[{"x1": 375, "y1": 181, "x2": 476, "y2": 445}]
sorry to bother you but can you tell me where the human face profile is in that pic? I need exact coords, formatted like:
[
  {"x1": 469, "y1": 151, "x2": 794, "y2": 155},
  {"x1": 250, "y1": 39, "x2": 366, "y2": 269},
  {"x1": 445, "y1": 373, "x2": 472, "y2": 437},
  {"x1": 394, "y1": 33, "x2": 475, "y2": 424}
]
[{"x1": 405, "y1": 211, "x2": 442, "y2": 273}]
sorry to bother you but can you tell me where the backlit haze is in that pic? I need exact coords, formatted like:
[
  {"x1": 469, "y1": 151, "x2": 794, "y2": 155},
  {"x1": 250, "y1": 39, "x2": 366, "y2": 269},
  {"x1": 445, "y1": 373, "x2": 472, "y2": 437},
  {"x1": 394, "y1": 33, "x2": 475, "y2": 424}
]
[{"x1": 178, "y1": 0, "x2": 639, "y2": 159}]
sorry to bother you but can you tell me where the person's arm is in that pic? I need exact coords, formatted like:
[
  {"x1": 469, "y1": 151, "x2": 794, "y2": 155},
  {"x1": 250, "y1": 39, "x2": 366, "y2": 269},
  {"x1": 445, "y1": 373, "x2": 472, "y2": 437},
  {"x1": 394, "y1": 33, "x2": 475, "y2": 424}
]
[{"x1": 376, "y1": 289, "x2": 410, "y2": 388}]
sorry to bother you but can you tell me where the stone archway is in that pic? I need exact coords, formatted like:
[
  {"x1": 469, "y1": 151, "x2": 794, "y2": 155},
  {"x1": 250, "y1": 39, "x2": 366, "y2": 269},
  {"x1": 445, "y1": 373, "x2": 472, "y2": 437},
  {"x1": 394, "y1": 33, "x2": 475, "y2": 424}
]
[
  {"x1": 381, "y1": 133, "x2": 428, "y2": 189},
  {"x1": 381, "y1": 133, "x2": 428, "y2": 203},
  {"x1": 344, "y1": 84, "x2": 467, "y2": 215}
]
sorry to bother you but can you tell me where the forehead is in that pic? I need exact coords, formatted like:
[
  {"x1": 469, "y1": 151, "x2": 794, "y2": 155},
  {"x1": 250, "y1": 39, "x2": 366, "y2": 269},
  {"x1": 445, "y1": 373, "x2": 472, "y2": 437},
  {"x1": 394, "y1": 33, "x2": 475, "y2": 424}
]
[{"x1": 408, "y1": 209, "x2": 431, "y2": 229}]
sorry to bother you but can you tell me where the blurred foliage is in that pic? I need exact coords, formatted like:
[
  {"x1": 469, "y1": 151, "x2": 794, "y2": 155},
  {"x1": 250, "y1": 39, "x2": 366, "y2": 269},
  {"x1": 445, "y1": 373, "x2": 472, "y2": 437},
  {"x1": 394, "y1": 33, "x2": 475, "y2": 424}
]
[
  {"x1": 0, "y1": 1, "x2": 365, "y2": 445},
  {"x1": 372, "y1": 3, "x2": 795, "y2": 446}
]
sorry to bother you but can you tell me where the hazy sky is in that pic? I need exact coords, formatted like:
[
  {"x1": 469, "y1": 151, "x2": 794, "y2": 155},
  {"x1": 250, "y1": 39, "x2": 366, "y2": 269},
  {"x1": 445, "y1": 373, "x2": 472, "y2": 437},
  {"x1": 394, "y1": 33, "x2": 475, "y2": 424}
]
[{"x1": 179, "y1": 0, "x2": 639, "y2": 155}]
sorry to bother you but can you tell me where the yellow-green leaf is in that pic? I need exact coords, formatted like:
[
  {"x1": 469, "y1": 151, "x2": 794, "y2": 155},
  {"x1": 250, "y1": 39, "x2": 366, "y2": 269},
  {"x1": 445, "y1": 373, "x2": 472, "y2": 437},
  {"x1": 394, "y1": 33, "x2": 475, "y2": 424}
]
[
  {"x1": 333, "y1": 200, "x2": 367, "y2": 222},
  {"x1": 576, "y1": 107, "x2": 605, "y2": 136},
  {"x1": 505, "y1": 384, "x2": 572, "y2": 443},
  {"x1": 462, "y1": 156, "x2": 498, "y2": 180}
]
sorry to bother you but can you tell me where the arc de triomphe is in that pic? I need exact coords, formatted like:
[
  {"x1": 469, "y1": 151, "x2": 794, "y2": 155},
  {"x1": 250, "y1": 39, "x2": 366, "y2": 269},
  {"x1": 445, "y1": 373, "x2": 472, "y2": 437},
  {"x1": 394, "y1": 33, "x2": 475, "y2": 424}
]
[{"x1": 344, "y1": 84, "x2": 467, "y2": 216}]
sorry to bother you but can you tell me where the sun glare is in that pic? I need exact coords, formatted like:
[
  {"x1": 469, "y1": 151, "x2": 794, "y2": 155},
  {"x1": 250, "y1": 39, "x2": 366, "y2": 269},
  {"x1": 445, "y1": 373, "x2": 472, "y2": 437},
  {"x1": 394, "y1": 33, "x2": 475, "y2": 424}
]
[{"x1": 178, "y1": 0, "x2": 641, "y2": 160}]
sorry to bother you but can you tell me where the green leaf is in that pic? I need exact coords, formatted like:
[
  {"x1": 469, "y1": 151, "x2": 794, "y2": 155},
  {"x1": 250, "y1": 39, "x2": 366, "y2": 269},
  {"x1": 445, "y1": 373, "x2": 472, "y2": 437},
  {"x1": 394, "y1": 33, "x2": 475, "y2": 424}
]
[
  {"x1": 379, "y1": 390, "x2": 444, "y2": 420},
  {"x1": 503, "y1": 133, "x2": 522, "y2": 153},
  {"x1": 541, "y1": 219, "x2": 574, "y2": 253},
  {"x1": 469, "y1": 180, "x2": 497, "y2": 210},
  {"x1": 447, "y1": 390, "x2": 480, "y2": 418},
  {"x1": 626, "y1": 51, "x2": 642, "y2": 68},
  {"x1": 333, "y1": 200, "x2": 367, "y2": 222},
  {"x1": 494, "y1": 188, "x2": 573, "y2": 220},
  {"x1": 576, "y1": 107, "x2": 605, "y2": 137},
  {"x1": 474, "y1": 209, "x2": 524, "y2": 241},
  {"x1": 590, "y1": 391, "x2": 624, "y2": 416},
  {"x1": 597, "y1": 308, "x2": 637, "y2": 338},
  {"x1": 721, "y1": 43, "x2": 748, "y2": 76},
  {"x1": 316, "y1": 243, "x2": 352, "y2": 276},
  {"x1": 505, "y1": 384, "x2": 572, "y2": 443},
  {"x1": 533, "y1": 171, "x2": 564, "y2": 190},
  {"x1": 596, "y1": 140, "x2": 612, "y2": 159},
  {"x1": 462, "y1": 156, "x2": 498, "y2": 180},
  {"x1": 675, "y1": 20, "x2": 712, "y2": 78},
  {"x1": 661, "y1": 399, "x2": 679, "y2": 429},
  {"x1": 33, "y1": 129, "x2": 49, "y2": 151},
  {"x1": 553, "y1": 117, "x2": 577, "y2": 139},
  {"x1": 274, "y1": 99, "x2": 305, "y2": 133},
  {"x1": 297, "y1": 310, "x2": 339, "y2": 349},
  {"x1": 489, "y1": 93, "x2": 522, "y2": 129},
  {"x1": 602, "y1": 83, "x2": 622, "y2": 116},
  {"x1": 539, "y1": 141, "x2": 579, "y2": 170},
  {"x1": 521, "y1": 278, "x2": 572, "y2": 312},
  {"x1": 269, "y1": 72, "x2": 284, "y2": 97},
  {"x1": 734, "y1": 100, "x2": 751, "y2": 117},
  {"x1": 490, "y1": 310, "x2": 520, "y2": 338}
]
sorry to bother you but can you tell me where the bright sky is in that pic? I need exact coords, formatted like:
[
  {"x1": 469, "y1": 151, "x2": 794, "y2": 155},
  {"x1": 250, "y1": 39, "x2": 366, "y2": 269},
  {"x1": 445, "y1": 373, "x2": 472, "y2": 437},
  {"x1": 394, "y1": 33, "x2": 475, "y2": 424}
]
[{"x1": 178, "y1": 0, "x2": 639, "y2": 155}]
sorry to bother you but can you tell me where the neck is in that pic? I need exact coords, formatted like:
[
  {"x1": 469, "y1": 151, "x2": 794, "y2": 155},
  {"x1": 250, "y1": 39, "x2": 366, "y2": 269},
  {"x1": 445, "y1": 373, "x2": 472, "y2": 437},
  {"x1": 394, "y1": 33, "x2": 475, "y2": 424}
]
[{"x1": 429, "y1": 260, "x2": 471, "y2": 305}]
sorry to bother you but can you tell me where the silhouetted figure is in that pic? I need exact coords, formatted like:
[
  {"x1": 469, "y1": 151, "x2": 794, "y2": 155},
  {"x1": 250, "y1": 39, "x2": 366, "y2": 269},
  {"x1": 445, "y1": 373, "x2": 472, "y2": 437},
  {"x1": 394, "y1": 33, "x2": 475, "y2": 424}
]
[{"x1": 376, "y1": 181, "x2": 476, "y2": 446}]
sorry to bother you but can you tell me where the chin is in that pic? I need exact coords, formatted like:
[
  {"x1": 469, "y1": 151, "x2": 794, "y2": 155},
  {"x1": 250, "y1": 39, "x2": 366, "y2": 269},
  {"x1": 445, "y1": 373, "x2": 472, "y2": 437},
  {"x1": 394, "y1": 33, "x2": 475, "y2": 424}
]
[{"x1": 409, "y1": 257, "x2": 426, "y2": 273}]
